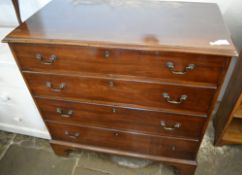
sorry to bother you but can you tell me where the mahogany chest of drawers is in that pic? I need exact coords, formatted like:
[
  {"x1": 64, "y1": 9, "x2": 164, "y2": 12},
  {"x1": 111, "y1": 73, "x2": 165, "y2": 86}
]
[{"x1": 3, "y1": 0, "x2": 238, "y2": 175}]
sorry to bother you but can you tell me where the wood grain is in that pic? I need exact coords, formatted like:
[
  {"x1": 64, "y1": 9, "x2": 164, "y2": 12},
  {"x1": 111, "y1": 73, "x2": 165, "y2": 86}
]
[
  {"x1": 11, "y1": 43, "x2": 229, "y2": 85},
  {"x1": 23, "y1": 72, "x2": 216, "y2": 114},
  {"x1": 47, "y1": 122, "x2": 199, "y2": 160},
  {"x1": 3, "y1": 0, "x2": 237, "y2": 56},
  {"x1": 36, "y1": 97, "x2": 206, "y2": 140}
]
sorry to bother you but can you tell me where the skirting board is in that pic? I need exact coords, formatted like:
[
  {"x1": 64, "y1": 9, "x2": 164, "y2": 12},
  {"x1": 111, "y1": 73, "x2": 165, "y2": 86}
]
[{"x1": 0, "y1": 123, "x2": 51, "y2": 139}]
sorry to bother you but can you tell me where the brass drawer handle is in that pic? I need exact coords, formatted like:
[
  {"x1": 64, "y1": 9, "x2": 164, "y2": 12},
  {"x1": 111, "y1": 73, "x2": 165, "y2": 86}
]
[
  {"x1": 171, "y1": 146, "x2": 176, "y2": 151},
  {"x1": 162, "y1": 92, "x2": 188, "y2": 104},
  {"x1": 46, "y1": 82, "x2": 65, "y2": 92},
  {"x1": 104, "y1": 50, "x2": 110, "y2": 58},
  {"x1": 166, "y1": 62, "x2": 195, "y2": 75},
  {"x1": 64, "y1": 131, "x2": 80, "y2": 139},
  {"x1": 56, "y1": 108, "x2": 73, "y2": 118},
  {"x1": 160, "y1": 121, "x2": 181, "y2": 131},
  {"x1": 36, "y1": 53, "x2": 57, "y2": 65}
]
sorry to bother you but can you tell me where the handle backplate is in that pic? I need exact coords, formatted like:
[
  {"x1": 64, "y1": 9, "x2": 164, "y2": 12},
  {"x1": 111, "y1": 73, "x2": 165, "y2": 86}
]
[
  {"x1": 46, "y1": 82, "x2": 65, "y2": 92},
  {"x1": 166, "y1": 62, "x2": 195, "y2": 75},
  {"x1": 56, "y1": 108, "x2": 73, "y2": 117},
  {"x1": 36, "y1": 53, "x2": 57, "y2": 65},
  {"x1": 160, "y1": 121, "x2": 181, "y2": 131},
  {"x1": 64, "y1": 131, "x2": 80, "y2": 139},
  {"x1": 162, "y1": 92, "x2": 188, "y2": 104}
]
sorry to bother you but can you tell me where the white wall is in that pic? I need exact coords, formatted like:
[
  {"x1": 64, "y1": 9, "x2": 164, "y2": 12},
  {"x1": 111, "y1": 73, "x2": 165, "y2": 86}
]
[
  {"x1": 223, "y1": 0, "x2": 242, "y2": 51},
  {"x1": 0, "y1": 0, "x2": 241, "y2": 138},
  {"x1": 0, "y1": 0, "x2": 50, "y2": 27},
  {"x1": 0, "y1": 28, "x2": 50, "y2": 139}
]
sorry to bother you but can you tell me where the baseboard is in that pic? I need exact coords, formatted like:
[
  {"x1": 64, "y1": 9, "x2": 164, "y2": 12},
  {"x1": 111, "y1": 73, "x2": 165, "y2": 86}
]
[{"x1": 0, "y1": 123, "x2": 51, "y2": 139}]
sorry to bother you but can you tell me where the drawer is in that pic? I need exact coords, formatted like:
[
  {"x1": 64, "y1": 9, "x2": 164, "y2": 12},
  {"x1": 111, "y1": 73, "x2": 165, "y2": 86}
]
[
  {"x1": 0, "y1": 85, "x2": 46, "y2": 134},
  {"x1": 11, "y1": 43, "x2": 228, "y2": 85},
  {"x1": 0, "y1": 62, "x2": 26, "y2": 88},
  {"x1": 24, "y1": 72, "x2": 216, "y2": 114},
  {"x1": 46, "y1": 122, "x2": 199, "y2": 160},
  {"x1": 36, "y1": 98, "x2": 206, "y2": 139}
]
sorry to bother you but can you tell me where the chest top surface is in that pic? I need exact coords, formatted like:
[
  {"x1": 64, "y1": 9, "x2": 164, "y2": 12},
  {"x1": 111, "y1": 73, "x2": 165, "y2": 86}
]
[{"x1": 3, "y1": 0, "x2": 237, "y2": 56}]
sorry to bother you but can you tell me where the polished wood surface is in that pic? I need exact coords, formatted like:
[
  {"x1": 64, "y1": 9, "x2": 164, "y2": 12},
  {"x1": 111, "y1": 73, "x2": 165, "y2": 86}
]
[
  {"x1": 47, "y1": 122, "x2": 199, "y2": 160},
  {"x1": 11, "y1": 43, "x2": 229, "y2": 85},
  {"x1": 36, "y1": 97, "x2": 206, "y2": 140},
  {"x1": 214, "y1": 50, "x2": 242, "y2": 146},
  {"x1": 24, "y1": 72, "x2": 216, "y2": 114},
  {"x1": 4, "y1": 0, "x2": 237, "y2": 56}
]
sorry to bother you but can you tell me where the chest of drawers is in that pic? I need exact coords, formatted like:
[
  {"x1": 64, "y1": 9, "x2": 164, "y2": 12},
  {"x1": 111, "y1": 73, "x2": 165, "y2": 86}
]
[{"x1": 3, "y1": 1, "x2": 237, "y2": 175}]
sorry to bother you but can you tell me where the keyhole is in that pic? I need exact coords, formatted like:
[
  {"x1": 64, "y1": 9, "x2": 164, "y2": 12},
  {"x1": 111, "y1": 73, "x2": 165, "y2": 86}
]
[
  {"x1": 104, "y1": 51, "x2": 110, "y2": 58},
  {"x1": 109, "y1": 80, "x2": 114, "y2": 87},
  {"x1": 112, "y1": 108, "x2": 116, "y2": 113},
  {"x1": 114, "y1": 132, "x2": 119, "y2": 136}
]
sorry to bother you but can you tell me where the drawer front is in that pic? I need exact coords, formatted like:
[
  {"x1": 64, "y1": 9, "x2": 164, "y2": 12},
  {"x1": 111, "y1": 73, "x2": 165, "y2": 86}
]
[
  {"x1": 11, "y1": 43, "x2": 228, "y2": 84},
  {"x1": 36, "y1": 98, "x2": 206, "y2": 139},
  {"x1": 24, "y1": 72, "x2": 215, "y2": 113},
  {"x1": 0, "y1": 63, "x2": 26, "y2": 88},
  {"x1": 47, "y1": 122, "x2": 199, "y2": 160}
]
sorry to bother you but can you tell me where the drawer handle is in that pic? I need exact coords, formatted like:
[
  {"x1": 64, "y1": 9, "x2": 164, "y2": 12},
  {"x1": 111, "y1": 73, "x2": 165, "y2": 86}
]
[
  {"x1": 171, "y1": 146, "x2": 176, "y2": 151},
  {"x1": 46, "y1": 82, "x2": 65, "y2": 92},
  {"x1": 36, "y1": 53, "x2": 57, "y2": 65},
  {"x1": 160, "y1": 121, "x2": 181, "y2": 131},
  {"x1": 166, "y1": 62, "x2": 195, "y2": 75},
  {"x1": 104, "y1": 51, "x2": 110, "y2": 58},
  {"x1": 112, "y1": 108, "x2": 116, "y2": 113},
  {"x1": 162, "y1": 93, "x2": 188, "y2": 104},
  {"x1": 56, "y1": 108, "x2": 73, "y2": 118},
  {"x1": 64, "y1": 131, "x2": 80, "y2": 139}
]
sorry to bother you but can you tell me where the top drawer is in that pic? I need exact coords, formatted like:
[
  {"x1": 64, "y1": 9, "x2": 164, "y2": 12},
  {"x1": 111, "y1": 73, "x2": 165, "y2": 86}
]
[{"x1": 10, "y1": 43, "x2": 229, "y2": 85}]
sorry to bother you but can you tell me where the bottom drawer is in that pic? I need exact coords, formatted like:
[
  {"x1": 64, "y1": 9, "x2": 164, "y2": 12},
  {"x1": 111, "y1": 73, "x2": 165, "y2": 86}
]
[{"x1": 47, "y1": 122, "x2": 199, "y2": 160}]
